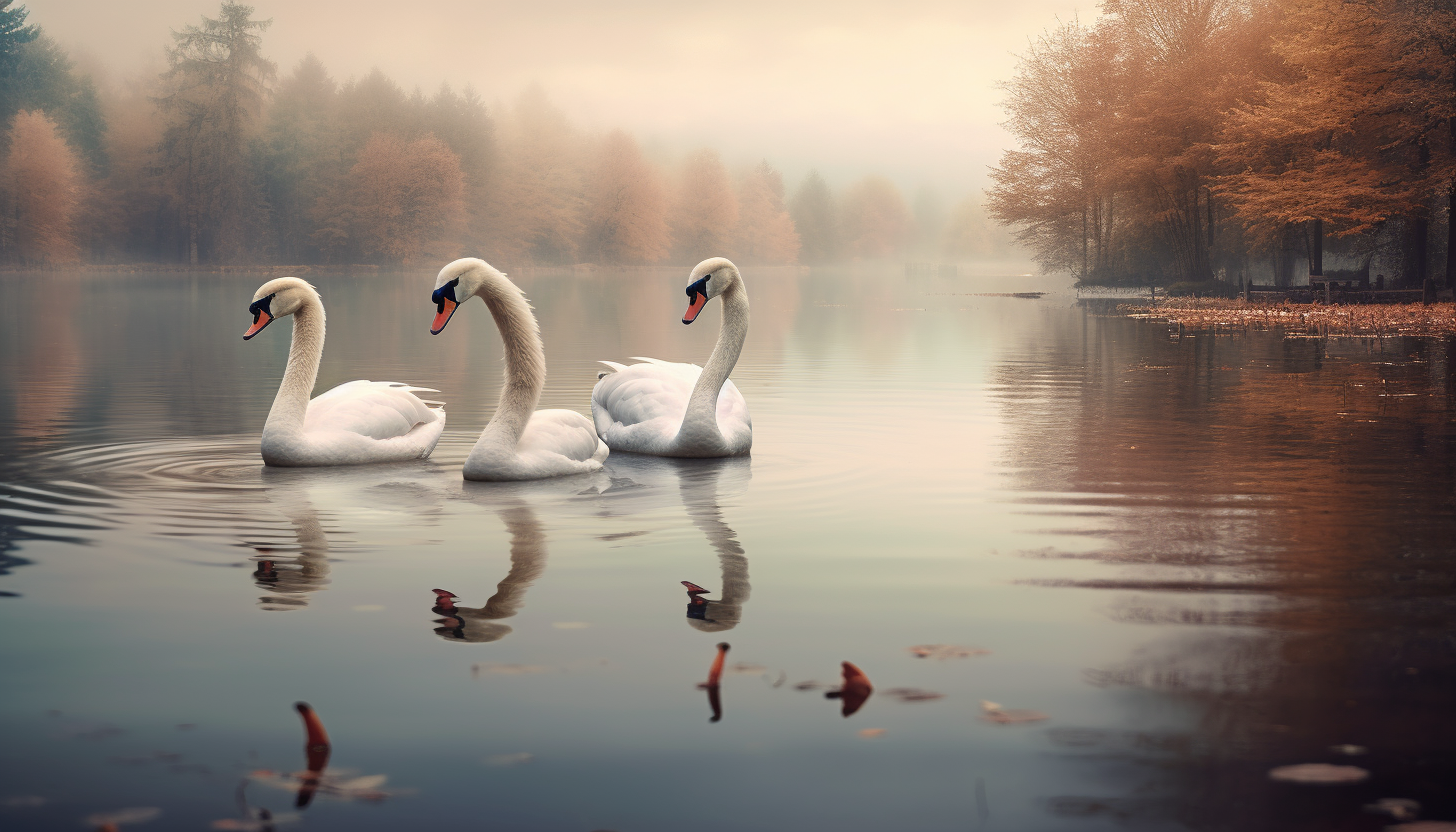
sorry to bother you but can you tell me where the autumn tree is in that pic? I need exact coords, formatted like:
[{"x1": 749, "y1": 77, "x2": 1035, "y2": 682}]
[
  {"x1": 790, "y1": 170, "x2": 838, "y2": 264},
  {"x1": 257, "y1": 54, "x2": 341, "y2": 262},
  {"x1": 0, "y1": 110, "x2": 83, "y2": 262},
  {"x1": 313, "y1": 132, "x2": 464, "y2": 264},
  {"x1": 483, "y1": 86, "x2": 584, "y2": 264},
  {"x1": 839, "y1": 175, "x2": 912, "y2": 259},
  {"x1": 1218, "y1": 0, "x2": 1456, "y2": 286},
  {"x1": 422, "y1": 83, "x2": 495, "y2": 252},
  {"x1": 732, "y1": 160, "x2": 799, "y2": 264},
  {"x1": 582, "y1": 130, "x2": 669, "y2": 263},
  {"x1": 156, "y1": 1, "x2": 275, "y2": 263},
  {"x1": 944, "y1": 197, "x2": 1011, "y2": 259},
  {"x1": 671, "y1": 148, "x2": 739, "y2": 262},
  {"x1": 0, "y1": 36, "x2": 106, "y2": 173},
  {"x1": 989, "y1": 20, "x2": 1125, "y2": 279}
]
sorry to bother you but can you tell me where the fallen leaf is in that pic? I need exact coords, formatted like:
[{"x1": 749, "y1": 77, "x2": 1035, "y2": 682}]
[
  {"x1": 1365, "y1": 798, "x2": 1420, "y2": 820},
  {"x1": 908, "y1": 644, "x2": 991, "y2": 660},
  {"x1": 1268, "y1": 763, "x2": 1370, "y2": 784},
  {"x1": 84, "y1": 808, "x2": 162, "y2": 826},
  {"x1": 979, "y1": 700, "x2": 1048, "y2": 724},
  {"x1": 857, "y1": 728, "x2": 887, "y2": 738},
  {"x1": 472, "y1": 663, "x2": 549, "y2": 676},
  {"x1": 884, "y1": 688, "x2": 946, "y2": 703}
]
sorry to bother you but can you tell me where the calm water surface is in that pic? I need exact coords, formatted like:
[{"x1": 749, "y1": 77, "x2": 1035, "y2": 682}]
[{"x1": 1, "y1": 268, "x2": 1454, "y2": 831}]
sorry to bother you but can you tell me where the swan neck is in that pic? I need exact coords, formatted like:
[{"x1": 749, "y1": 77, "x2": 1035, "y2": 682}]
[
  {"x1": 480, "y1": 506, "x2": 547, "y2": 618},
  {"x1": 474, "y1": 273, "x2": 545, "y2": 450},
  {"x1": 265, "y1": 299, "x2": 324, "y2": 436},
  {"x1": 681, "y1": 283, "x2": 748, "y2": 441}
]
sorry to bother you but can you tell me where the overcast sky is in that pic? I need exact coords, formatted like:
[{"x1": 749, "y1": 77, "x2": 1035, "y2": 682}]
[{"x1": 39, "y1": 0, "x2": 1102, "y2": 199}]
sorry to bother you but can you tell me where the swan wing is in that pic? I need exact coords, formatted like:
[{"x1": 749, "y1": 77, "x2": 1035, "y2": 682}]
[
  {"x1": 464, "y1": 409, "x2": 608, "y2": 481},
  {"x1": 591, "y1": 360, "x2": 701, "y2": 452},
  {"x1": 306, "y1": 380, "x2": 442, "y2": 440}
]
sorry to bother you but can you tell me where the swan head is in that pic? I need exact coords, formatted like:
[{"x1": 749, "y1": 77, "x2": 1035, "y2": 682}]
[
  {"x1": 682, "y1": 257, "x2": 740, "y2": 325},
  {"x1": 431, "y1": 257, "x2": 503, "y2": 334},
  {"x1": 243, "y1": 277, "x2": 319, "y2": 340}
]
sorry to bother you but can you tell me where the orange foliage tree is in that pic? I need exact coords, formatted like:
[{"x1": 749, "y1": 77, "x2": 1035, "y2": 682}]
[
  {"x1": 1, "y1": 109, "x2": 83, "y2": 263},
  {"x1": 483, "y1": 87, "x2": 585, "y2": 265},
  {"x1": 671, "y1": 149, "x2": 739, "y2": 262},
  {"x1": 839, "y1": 175, "x2": 912, "y2": 259},
  {"x1": 582, "y1": 130, "x2": 669, "y2": 264},
  {"x1": 732, "y1": 160, "x2": 799, "y2": 264},
  {"x1": 317, "y1": 132, "x2": 465, "y2": 264},
  {"x1": 1218, "y1": 0, "x2": 1456, "y2": 286}
]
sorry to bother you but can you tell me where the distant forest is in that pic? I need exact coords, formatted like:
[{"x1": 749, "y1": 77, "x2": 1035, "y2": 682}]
[
  {"x1": 990, "y1": 0, "x2": 1456, "y2": 288},
  {"x1": 0, "y1": 1, "x2": 1009, "y2": 269}
]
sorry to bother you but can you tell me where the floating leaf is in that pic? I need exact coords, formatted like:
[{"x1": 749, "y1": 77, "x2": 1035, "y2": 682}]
[
  {"x1": 980, "y1": 700, "x2": 1048, "y2": 724},
  {"x1": 908, "y1": 644, "x2": 991, "y2": 660},
  {"x1": 857, "y1": 728, "x2": 887, "y2": 738},
  {"x1": 1365, "y1": 798, "x2": 1420, "y2": 820},
  {"x1": 884, "y1": 688, "x2": 945, "y2": 703},
  {"x1": 84, "y1": 807, "x2": 162, "y2": 826},
  {"x1": 1268, "y1": 763, "x2": 1370, "y2": 784}
]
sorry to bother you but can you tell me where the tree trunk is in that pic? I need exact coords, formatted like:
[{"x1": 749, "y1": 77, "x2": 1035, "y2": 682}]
[
  {"x1": 1308, "y1": 218, "x2": 1323, "y2": 277},
  {"x1": 1447, "y1": 180, "x2": 1455, "y2": 290},
  {"x1": 1405, "y1": 215, "x2": 1428, "y2": 288}
]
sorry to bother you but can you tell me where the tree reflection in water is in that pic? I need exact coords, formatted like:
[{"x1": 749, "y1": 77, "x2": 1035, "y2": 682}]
[{"x1": 1002, "y1": 317, "x2": 1456, "y2": 829}]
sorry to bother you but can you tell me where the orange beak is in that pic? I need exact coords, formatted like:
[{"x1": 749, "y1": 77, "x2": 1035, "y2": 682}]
[
  {"x1": 683, "y1": 293, "x2": 708, "y2": 324},
  {"x1": 243, "y1": 309, "x2": 273, "y2": 340},
  {"x1": 431, "y1": 298, "x2": 458, "y2": 334}
]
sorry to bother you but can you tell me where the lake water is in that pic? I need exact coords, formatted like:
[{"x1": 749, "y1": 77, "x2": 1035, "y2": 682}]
[{"x1": 1, "y1": 267, "x2": 1454, "y2": 832}]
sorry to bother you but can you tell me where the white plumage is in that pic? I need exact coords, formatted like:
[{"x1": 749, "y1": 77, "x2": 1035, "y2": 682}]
[
  {"x1": 430, "y1": 258, "x2": 609, "y2": 481},
  {"x1": 592, "y1": 359, "x2": 751, "y2": 456},
  {"x1": 592, "y1": 258, "x2": 752, "y2": 458},
  {"x1": 244, "y1": 277, "x2": 444, "y2": 467}
]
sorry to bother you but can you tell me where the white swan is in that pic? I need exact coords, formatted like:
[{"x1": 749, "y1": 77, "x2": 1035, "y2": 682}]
[
  {"x1": 243, "y1": 277, "x2": 445, "y2": 466},
  {"x1": 592, "y1": 257, "x2": 752, "y2": 457},
  {"x1": 430, "y1": 258, "x2": 609, "y2": 481}
]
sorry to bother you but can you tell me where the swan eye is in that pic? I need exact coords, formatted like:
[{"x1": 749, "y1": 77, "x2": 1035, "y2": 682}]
[
  {"x1": 432, "y1": 277, "x2": 460, "y2": 311},
  {"x1": 248, "y1": 293, "x2": 275, "y2": 322}
]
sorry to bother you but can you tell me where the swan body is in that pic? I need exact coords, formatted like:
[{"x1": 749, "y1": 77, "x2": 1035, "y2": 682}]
[
  {"x1": 243, "y1": 277, "x2": 444, "y2": 466},
  {"x1": 592, "y1": 258, "x2": 752, "y2": 457},
  {"x1": 430, "y1": 258, "x2": 609, "y2": 481}
]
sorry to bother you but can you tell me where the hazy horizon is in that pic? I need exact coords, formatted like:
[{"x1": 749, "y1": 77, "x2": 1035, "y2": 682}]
[{"x1": 40, "y1": 0, "x2": 1101, "y2": 199}]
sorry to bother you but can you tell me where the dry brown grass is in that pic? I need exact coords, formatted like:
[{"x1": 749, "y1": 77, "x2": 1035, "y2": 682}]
[{"x1": 1124, "y1": 299, "x2": 1456, "y2": 337}]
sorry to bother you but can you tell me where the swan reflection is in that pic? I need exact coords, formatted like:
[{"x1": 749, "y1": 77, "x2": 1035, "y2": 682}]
[
  {"x1": 430, "y1": 504, "x2": 547, "y2": 643},
  {"x1": 246, "y1": 465, "x2": 449, "y2": 611},
  {"x1": 599, "y1": 456, "x2": 751, "y2": 632},
  {"x1": 249, "y1": 472, "x2": 333, "y2": 611}
]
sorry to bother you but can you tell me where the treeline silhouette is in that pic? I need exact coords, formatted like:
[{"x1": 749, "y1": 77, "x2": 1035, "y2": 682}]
[
  {"x1": 0, "y1": 1, "x2": 1008, "y2": 268},
  {"x1": 990, "y1": 0, "x2": 1454, "y2": 288}
]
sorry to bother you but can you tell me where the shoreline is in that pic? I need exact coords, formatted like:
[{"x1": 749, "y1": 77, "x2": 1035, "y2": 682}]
[{"x1": 1122, "y1": 298, "x2": 1456, "y2": 338}]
